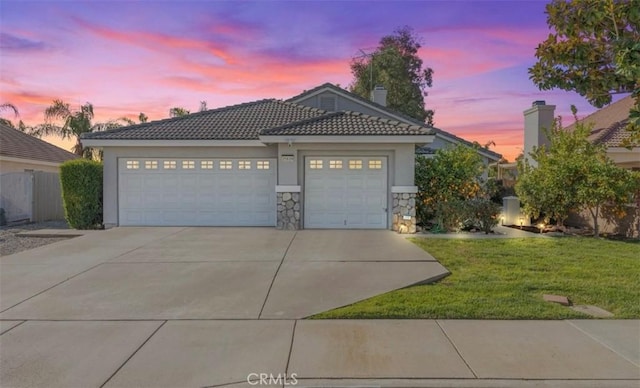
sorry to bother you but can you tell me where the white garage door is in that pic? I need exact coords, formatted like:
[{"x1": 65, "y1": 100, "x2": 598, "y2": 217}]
[
  {"x1": 118, "y1": 158, "x2": 276, "y2": 226},
  {"x1": 304, "y1": 156, "x2": 387, "y2": 229}
]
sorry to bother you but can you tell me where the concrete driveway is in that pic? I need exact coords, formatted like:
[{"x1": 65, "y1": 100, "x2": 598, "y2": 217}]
[
  {"x1": 1, "y1": 228, "x2": 638, "y2": 387},
  {"x1": 0, "y1": 227, "x2": 447, "y2": 320}
]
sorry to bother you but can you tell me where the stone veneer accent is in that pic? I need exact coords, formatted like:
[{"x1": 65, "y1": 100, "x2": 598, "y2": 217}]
[
  {"x1": 392, "y1": 192, "x2": 417, "y2": 234},
  {"x1": 276, "y1": 192, "x2": 300, "y2": 230}
]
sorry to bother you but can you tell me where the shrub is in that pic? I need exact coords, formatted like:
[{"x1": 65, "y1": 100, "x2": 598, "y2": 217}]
[
  {"x1": 59, "y1": 159, "x2": 103, "y2": 229},
  {"x1": 465, "y1": 198, "x2": 501, "y2": 234}
]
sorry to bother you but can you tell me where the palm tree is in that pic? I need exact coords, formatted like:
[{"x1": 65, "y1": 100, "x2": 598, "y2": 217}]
[
  {"x1": 0, "y1": 103, "x2": 19, "y2": 128},
  {"x1": 32, "y1": 99, "x2": 129, "y2": 158}
]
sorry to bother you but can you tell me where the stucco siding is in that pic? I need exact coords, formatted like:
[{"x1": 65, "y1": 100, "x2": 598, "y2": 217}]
[{"x1": 0, "y1": 159, "x2": 61, "y2": 173}]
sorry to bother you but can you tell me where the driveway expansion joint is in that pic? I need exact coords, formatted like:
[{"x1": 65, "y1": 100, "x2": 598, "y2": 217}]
[
  {"x1": 258, "y1": 231, "x2": 298, "y2": 319},
  {"x1": 99, "y1": 320, "x2": 167, "y2": 388}
]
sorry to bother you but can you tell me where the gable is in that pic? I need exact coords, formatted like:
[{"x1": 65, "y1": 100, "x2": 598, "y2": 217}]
[
  {"x1": 293, "y1": 89, "x2": 398, "y2": 120},
  {"x1": 290, "y1": 84, "x2": 502, "y2": 162}
]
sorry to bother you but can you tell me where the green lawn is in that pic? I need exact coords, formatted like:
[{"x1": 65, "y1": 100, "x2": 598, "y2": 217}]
[{"x1": 313, "y1": 237, "x2": 640, "y2": 319}]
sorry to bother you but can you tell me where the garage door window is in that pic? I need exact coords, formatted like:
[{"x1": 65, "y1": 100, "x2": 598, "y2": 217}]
[
  {"x1": 201, "y1": 160, "x2": 214, "y2": 169},
  {"x1": 145, "y1": 160, "x2": 158, "y2": 169},
  {"x1": 348, "y1": 160, "x2": 362, "y2": 169},
  {"x1": 219, "y1": 160, "x2": 232, "y2": 169},
  {"x1": 257, "y1": 160, "x2": 270, "y2": 169},
  {"x1": 126, "y1": 160, "x2": 139, "y2": 169},
  {"x1": 182, "y1": 160, "x2": 195, "y2": 169},
  {"x1": 163, "y1": 160, "x2": 177, "y2": 169},
  {"x1": 368, "y1": 160, "x2": 382, "y2": 169},
  {"x1": 309, "y1": 160, "x2": 323, "y2": 169},
  {"x1": 239, "y1": 160, "x2": 251, "y2": 169},
  {"x1": 329, "y1": 160, "x2": 342, "y2": 169}
]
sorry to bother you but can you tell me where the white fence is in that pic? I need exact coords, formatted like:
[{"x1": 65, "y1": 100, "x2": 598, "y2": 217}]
[{"x1": 0, "y1": 171, "x2": 65, "y2": 223}]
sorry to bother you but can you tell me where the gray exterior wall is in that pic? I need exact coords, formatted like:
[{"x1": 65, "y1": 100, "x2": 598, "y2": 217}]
[
  {"x1": 102, "y1": 145, "x2": 277, "y2": 227},
  {"x1": 276, "y1": 142, "x2": 415, "y2": 229}
]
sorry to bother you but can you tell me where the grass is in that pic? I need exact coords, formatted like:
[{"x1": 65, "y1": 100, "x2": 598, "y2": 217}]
[{"x1": 312, "y1": 237, "x2": 640, "y2": 319}]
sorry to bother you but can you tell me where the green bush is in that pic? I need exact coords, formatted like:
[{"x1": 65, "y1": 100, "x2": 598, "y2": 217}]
[
  {"x1": 59, "y1": 159, "x2": 103, "y2": 229},
  {"x1": 465, "y1": 198, "x2": 501, "y2": 234}
]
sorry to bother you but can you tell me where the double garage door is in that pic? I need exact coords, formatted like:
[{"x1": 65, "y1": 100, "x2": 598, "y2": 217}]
[{"x1": 118, "y1": 158, "x2": 276, "y2": 226}]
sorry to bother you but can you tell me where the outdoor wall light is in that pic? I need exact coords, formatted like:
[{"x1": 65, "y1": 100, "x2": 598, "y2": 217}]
[
  {"x1": 500, "y1": 216, "x2": 505, "y2": 226},
  {"x1": 519, "y1": 216, "x2": 524, "y2": 229}
]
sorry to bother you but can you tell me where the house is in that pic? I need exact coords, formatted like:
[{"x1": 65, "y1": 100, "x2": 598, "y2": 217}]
[
  {"x1": 524, "y1": 96, "x2": 639, "y2": 169},
  {"x1": 0, "y1": 124, "x2": 78, "y2": 223},
  {"x1": 0, "y1": 123, "x2": 78, "y2": 173},
  {"x1": 522, "y1": 97, "x2": 639, "y2": 237},
  {"x1": 289, "y1": 83, "x2": 503, "y2": 167},
  {"x1": 81, "y1": 83, "x2": 499, "y2": 232}
]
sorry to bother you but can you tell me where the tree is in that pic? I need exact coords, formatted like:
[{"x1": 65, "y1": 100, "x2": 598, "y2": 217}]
[
  {"x1": 32, "y1": 100, "x2": 128, "y2": 158},
  {"x1": 415, "y1": 144, "x2": 486, "y2": 230},
  {"x1": 169, "y1": 107, "x2": 190, "y2": 117},
  {"x1": 350, "y1": 26, "x2": 435, "y2": 125},
  {"x1": 0, "y1": 103, "x2": 27, "y2": 131},
  {"x1": 516, "y1": 110, "x2": 638, "y2": 235},
  {"x1": 529, "y1": 0, "x2": 640, "y2": 144},
  {"x1": 138, "y1": 112, "x2": 148, "y2": 123}
]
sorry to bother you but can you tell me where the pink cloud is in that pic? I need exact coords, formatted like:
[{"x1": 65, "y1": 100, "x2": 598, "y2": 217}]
[{"x1": 73, "y1": 18, "x2": 237, "y2": 65}]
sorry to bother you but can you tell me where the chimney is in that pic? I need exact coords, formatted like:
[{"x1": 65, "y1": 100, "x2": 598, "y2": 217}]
[
  {"x1": 523, "y1": 100, "x2": 555, "y2": 167},
  {"x1": 371, "y1": 85, "x2": 387, "y2": 107}
]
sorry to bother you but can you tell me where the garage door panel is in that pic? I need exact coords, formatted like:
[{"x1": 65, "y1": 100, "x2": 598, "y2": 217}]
[
  {"x1": 119, "y1": 158, "x2": 276, "y2": 226},
  {"x1": 305, "y1": 156, "x2": 387, "y2": 229}
]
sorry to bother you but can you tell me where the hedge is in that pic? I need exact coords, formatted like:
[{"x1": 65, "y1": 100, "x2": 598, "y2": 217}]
[{"x1": 59, "y1": 159, "x2": 103, "y2": 229}]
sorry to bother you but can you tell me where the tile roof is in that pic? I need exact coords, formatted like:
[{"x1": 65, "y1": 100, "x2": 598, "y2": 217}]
[
  {"x1": 0, "y1": 124, "x2": 78, "y2": 164},
  {"x1": 288, "y1": 83, "x2": 502, "y2": 160},
  {"x1": 83, "y1": 99, "x2": 327, "y2": 140},
  {"x1": 564, "y1": 95, "x2": 635, "y2": 147},
  {"x1": 261, "y1": 111, "x2": 433, "y2": 136}
]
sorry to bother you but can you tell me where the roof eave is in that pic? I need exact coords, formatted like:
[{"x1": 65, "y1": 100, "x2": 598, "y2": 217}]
[
  {"x1": 80, "y1": 139, "x2": 267, "y2": 147},
  {"x1": 258, "y1": 134, "x2": 435, "y2": 144}
]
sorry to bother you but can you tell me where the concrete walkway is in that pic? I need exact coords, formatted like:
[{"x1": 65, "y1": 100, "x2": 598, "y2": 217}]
[
  {"x1": 414, "y1": 225, "x2": 549, "y2": 239},
  {"x1": 1, "y1": 319, "x2": 637, "y2": 387}
]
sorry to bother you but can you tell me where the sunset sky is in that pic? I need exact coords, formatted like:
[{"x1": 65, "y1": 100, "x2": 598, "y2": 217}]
[{"x1": 0, "y1": 0, "x2": 620, "y2": 161}]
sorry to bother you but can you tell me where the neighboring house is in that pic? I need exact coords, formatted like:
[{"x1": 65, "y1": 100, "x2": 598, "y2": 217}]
[
  {"x1": 523, "y1": 96, "x2": 639, "y2": 169},
  {"x1": 522, "y1": 97, "x2": 639, "y2": 237},
  {"x1": 0, "y1": 124, "x2": 77, "y2": 223},
  {"x1": 81, "y1": 83, "x2": 498, "y2": 232},
  {"x1": 0, "y1": 123, "x2": 78, "y2": 173}
]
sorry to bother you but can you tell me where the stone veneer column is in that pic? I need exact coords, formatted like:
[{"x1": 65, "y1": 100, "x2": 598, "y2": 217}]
[
  {"x1": 391, "y1": 186, "x2": 418, "y2": 234},
  {"x1": 276, "y1": 186, "x2": 301, "y2": 230}
]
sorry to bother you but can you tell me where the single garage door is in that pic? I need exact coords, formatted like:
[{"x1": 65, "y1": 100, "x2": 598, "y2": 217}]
[
  {"x1": 304, "y1": 156, "x2": 387, "y2": 229},
  {"x1": 118, "y1": 158, "x2": 276, "y2": 226}
]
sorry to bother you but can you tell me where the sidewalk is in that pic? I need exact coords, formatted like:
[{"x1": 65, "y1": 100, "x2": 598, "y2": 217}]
[{"x1": 1, "y1": 319, "x2": 638, "y2": 387}]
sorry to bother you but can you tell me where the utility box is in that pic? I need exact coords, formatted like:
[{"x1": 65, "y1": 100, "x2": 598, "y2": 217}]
[{"x1": 502, "y1": 196, "x2": 530, "y2": 226}]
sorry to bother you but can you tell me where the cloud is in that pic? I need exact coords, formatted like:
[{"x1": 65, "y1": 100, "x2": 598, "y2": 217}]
[
  {"x1": 0, "y1": 33, "x2": 46, "y2": 51},
  {"x1": 72, "y1": 17, "x2": 237, "y2": 65}
]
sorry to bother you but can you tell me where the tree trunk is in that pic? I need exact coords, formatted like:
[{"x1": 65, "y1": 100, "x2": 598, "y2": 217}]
[{"x1": 589, "y1": 206, "x2": 600, "y2": 238}]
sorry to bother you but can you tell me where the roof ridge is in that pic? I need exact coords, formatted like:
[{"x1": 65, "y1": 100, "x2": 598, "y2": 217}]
[{"x1": 82, "y1": 99, "x2": 277, "y2": 139}]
